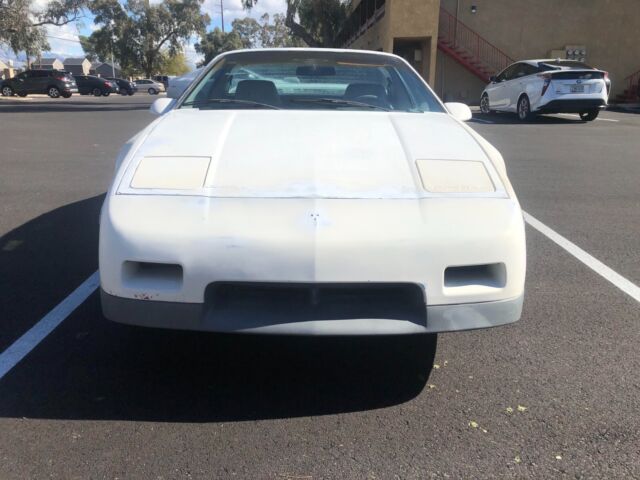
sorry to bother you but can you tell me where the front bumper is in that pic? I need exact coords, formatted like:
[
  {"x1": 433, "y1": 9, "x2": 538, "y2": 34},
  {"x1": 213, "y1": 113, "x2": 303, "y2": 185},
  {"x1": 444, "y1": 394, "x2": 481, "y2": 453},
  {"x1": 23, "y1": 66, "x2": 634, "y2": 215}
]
[{"x1": 101, "y1": 288, "x2": 523, "y2": 335}]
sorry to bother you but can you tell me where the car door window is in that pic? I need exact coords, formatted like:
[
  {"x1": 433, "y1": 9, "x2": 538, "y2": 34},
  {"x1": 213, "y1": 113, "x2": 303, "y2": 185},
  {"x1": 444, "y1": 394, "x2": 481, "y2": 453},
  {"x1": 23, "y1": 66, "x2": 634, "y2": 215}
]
[
  {"x1": 510, "y1": 64, "x2": 528, "y2": 80},
  {"x1": 497, "y1": 64, "x2": 517, "y2": 82}
]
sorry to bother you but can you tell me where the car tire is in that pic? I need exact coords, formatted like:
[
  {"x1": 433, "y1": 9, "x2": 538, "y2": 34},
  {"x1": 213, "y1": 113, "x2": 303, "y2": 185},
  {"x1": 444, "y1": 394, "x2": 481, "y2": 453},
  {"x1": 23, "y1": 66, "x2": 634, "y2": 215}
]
[
  {"x1": 93, "y1": 88, "x2": 102, "y2": 97},
  {"x1": 1, "y1": 85, "x2": 13, "y2": 97},
  {"x1": 62, "y1": 92, "x2": 72, "y2": 98},
  {"x1": 517, "y1": 95, "x2": 533, "y2": 122},
  {"x1": 480, "y1": 93, "x2": 492, "y2": 114},
  {"x1": 579, "y1": 109, "x2": 599, "y2": 121},
  {"x1": 148, "y1": 88, "x2": 157, "y2": 95},
  {"x1": 48, "y1": 86, "x2": 61, "y2": 98},
  {"x1": 103, "y1": 91, "x2": 110, "y2": 97},
  {"x1": 17, "y1": 92, "x2": 27, "y2": 97},
  {"x1": 129, "y1": 91, "x2": 135, "y2": 96}
]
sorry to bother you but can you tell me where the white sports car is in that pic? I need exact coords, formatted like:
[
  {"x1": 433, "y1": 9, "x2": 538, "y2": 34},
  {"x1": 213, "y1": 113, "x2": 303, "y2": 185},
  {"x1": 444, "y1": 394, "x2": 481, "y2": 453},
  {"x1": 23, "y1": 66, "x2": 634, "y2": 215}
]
[{"x1": 100, "y1": 48, "x2": 526, "y2": 335}]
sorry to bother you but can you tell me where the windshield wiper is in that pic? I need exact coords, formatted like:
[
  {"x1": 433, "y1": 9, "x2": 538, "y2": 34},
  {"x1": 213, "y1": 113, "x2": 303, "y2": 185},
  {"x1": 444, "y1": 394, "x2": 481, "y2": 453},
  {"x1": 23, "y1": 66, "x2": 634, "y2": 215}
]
[
  {"x1": 290, "y1": 97, "x2": 390, "y2": 111},
  {"x1": 182, "y1": 98, "x2": 281, "y2": 110}
]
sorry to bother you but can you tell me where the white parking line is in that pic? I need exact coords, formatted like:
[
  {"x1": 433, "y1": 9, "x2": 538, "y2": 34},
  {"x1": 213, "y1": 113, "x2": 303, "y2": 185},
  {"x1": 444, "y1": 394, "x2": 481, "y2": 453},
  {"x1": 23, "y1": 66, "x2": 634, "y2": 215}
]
[
  {"x1": 0, "y1": 271, "x2": 99, "y2": 381},
  {"x1": 524, "y1": 212, "x2": 640, "y2": 303},
  {"x1": 471, "y1": 117, "x2": 494, "y2": 124}
]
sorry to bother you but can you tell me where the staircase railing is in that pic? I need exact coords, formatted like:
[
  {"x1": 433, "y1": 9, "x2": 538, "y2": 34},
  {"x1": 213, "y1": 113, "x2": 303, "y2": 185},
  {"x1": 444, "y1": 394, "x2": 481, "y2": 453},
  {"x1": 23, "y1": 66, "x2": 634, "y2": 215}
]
[
  {"x1": 623, "y1": 68, "x2": 640, "y2": 101},
  {"x1": 438, "y1": 8, "x2": 513, "y2": 75}
]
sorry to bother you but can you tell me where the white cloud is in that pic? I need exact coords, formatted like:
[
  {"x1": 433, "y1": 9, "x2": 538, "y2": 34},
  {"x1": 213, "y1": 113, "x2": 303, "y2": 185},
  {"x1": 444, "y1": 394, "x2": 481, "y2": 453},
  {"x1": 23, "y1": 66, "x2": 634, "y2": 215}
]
[
  {"x1": 43, "y1": 23, "x2": 84, "y2": 58},
  {"x1": 203, "y1": 0, "x2": 286, "y2": 29}
]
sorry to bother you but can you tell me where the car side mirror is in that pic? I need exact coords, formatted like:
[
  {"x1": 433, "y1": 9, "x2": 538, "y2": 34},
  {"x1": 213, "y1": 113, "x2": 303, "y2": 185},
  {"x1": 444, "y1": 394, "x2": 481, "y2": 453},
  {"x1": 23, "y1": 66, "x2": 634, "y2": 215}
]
[
  {"x1": 489, "y1": 75, "x2": 497, "y2": 83},
  {"x1": 444, "y1": 102, "x2": 472, "y2": 122},
  {"x1": 150, "y1": 97, "x2": 174, "y2": 115}
]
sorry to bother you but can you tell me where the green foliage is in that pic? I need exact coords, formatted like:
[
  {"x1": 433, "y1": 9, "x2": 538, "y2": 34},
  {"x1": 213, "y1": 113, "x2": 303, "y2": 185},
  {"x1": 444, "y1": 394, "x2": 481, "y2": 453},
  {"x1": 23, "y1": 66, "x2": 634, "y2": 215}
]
[
  {"x1": 241, "y1": 0, "x2": 349, "y2": 48},
  {"x1": 0, "y1": 0, "x2": 87, "y2": 61},
  {"x1": 194, "y1": 27, "x2": 244, "y2": 66},
  {"x1": 84, "y1": 0, "x2": 209, "y2": 77},
  {"x1": 195, "y1": 13, "x2": 301, "y2": 67},
  {"x1": 161, "y1": 51, "x2": 190, "y2": 76}
]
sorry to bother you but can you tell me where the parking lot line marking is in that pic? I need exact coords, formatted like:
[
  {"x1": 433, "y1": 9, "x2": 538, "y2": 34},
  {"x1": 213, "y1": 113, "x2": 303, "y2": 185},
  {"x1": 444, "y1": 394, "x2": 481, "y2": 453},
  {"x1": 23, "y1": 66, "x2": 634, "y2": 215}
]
[
  {"x1": 524, "y1": 212, "x2": 640, "y2": 303},
  {"x1": 471, "y1": 118, "x2": 494, "y2": 124},
  {"x1": 0, "y1": 271, "x2": 99, "y2": 381}
]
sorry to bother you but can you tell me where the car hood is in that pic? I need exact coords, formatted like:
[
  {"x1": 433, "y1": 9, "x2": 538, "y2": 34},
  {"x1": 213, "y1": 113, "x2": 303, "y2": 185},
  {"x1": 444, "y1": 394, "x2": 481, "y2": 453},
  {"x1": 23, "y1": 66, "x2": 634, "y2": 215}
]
[{"x1": 128, "y1": 109, "x2": 491, "y2": 199}]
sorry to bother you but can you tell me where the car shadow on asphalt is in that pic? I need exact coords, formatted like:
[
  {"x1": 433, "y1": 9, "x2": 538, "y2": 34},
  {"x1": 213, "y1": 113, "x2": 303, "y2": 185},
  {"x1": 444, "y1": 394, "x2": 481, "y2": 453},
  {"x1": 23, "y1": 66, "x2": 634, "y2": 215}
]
[
  {"x1": 0, "y1": 196, "x2": 436, "y2": 422},
  {"x1": 472, "y1": 113, "x2": 586, "y2": 125},
  {"x1": 0, "y1": 100, "x2": 152, "y2": 113}
]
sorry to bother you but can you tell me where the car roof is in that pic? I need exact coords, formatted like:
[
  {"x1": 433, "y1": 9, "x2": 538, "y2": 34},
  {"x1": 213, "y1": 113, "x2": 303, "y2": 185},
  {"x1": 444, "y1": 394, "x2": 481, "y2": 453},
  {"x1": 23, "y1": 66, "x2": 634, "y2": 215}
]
[{"x1": 210, "y1": 47, "x2": 406, "y2": 64}]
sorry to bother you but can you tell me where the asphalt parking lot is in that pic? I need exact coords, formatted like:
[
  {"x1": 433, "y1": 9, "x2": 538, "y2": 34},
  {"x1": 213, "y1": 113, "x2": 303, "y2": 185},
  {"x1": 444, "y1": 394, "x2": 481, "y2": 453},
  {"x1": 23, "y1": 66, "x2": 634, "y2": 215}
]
[{"x1": 0, "y1": 94, "x2": 639, "y2": 479}]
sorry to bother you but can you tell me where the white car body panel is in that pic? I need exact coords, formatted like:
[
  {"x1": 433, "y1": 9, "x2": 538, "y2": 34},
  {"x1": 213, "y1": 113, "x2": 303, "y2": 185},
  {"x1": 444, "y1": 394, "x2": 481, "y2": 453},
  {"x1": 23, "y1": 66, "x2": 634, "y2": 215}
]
[{"x1": 100, "y1": 48, "x2": 526, "y2": 335}]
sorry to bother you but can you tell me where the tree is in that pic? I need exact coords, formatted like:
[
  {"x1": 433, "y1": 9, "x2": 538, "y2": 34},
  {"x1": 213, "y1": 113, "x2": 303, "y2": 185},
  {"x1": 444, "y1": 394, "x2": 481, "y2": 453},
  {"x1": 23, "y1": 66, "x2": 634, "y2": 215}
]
[
  {"x1": 0, "y1": 0, "x2": 88, "y2": 62},
  {"x1": 161, "y1": 51, "x2": 190, "y2": 76},
  {"x1": 194, "y1": 27, "x2": 244, "y2": 66},
  {"x1": 84, "y1": 0, "x2": 209, "y2": 77},
  {"x1": 241, "y1": 0, "x2": 348, "y2": 48},
  {"x1": 194, "y1": 13, "x2": 302, "y2": 66}
]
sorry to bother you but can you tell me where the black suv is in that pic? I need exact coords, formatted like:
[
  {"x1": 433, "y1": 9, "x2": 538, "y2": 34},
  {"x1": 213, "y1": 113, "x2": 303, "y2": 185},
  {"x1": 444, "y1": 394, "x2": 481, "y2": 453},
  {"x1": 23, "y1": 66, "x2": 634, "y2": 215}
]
[
  {"x1": 73, "y1": 75, "x2": 118, "y2": 96},
  {"x1": 107, "y1": 77, "x2": 137, "y2": 95},
  {"x1": 1, "y1": 69, "x2": 78, "y2": 98}
]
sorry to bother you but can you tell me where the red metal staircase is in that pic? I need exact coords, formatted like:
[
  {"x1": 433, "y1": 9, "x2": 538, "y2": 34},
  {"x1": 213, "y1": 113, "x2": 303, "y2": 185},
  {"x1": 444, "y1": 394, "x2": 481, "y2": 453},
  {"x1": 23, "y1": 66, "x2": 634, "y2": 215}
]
[
  {"x1": 613, "y1": 68, "x2": 640, "y2": 103},
  {"x1": 437, "y1": 8, "x2": 513, "y2": 83}
]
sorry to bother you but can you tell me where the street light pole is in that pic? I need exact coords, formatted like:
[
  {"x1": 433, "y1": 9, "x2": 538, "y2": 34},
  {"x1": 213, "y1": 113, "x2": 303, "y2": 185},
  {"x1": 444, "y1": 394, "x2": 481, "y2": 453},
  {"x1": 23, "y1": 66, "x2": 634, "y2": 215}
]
[
  {"x1": 110, "y1": 20, "x2": 116, "y2": 77},
  {"x1": 220, "y1": 0, "x2": 224, "y2": 33}
]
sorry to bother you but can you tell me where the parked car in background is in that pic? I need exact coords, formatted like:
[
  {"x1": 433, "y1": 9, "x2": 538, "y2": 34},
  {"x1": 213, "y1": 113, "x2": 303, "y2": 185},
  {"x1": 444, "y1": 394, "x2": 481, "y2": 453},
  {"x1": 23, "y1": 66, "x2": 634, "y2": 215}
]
[
  {"x1": 74, "y1": 75, "x2": 117, "y2": 96},
  {"x1": 166, "y1": 68, "x2": 202, "y2": 98},
  {"x1": 480, "y1": 59, "x2": 610, "y2": 121},
  {"x1": 107, "y1": 77, "x2": 138, "y2": 96},
  {"x1": 153, "y1": 75, "x2": 175, "y2": 89},
  {"x1": 100, "y1": 48, "x2": 526, "y2": 335},
  {"x1": 135, "y1": 78, "x2": 165, "y2": 95},
  {"x1": 1, "y1": 69, "x2": 77, "y2": 98}
]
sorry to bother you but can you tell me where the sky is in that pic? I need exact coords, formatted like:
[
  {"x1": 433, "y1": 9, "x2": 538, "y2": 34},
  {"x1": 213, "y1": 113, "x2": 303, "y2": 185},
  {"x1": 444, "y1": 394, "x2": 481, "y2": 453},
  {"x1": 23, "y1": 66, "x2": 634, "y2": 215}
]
[{"x1": 2, "y1": 0, "x2": 287, "y2": 69}]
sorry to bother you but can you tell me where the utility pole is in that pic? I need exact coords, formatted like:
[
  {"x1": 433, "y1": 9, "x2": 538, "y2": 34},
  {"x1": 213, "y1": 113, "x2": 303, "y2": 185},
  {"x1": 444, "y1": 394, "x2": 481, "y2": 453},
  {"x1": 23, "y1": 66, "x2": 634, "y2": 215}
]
[{"x1": 220, "y1": 0, "x2": 224, "y2": 33}]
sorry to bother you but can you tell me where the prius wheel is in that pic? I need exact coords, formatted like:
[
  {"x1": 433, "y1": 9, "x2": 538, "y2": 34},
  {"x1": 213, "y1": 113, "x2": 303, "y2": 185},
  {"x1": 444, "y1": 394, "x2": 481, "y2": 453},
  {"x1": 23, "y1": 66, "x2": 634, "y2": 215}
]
[
  {"x1": 1, "y1": 85, "x2": 13, "y2": 96},
  {"x1": 93, "y1": 88, "x2": 102, "y2": 97},
  {"x1": 480, "y1": 93, "x2": 491, "y2": 114},
  {"x1": 517, "y1": 95, "x2": 532, "y2": 122},
  {"x1": 48, "y1": 86, "x2": 61, "y2": 98},
  {"x1": 579, "y1": 109, "x2": 599, "y2": 121},
  {"x1": 148, "y1": 88, "x2": 157, "y2": 95}
]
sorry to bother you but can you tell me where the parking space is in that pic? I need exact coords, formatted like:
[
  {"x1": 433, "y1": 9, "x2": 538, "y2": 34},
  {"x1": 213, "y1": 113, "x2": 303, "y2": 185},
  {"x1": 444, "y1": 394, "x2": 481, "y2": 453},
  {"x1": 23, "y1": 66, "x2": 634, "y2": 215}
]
[{"x1": 0, "y1": 98, "x2": 639, "y2": 478}]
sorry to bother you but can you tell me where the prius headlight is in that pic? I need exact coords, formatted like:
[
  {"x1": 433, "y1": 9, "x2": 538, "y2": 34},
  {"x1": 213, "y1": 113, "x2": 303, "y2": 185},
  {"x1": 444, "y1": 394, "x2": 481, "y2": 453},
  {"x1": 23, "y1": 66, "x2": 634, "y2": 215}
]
[
  {"x1": 416, "y1": 159, "x2": 495, "y2": 193},
  {"x1": 129, "y1": 156, "x2": 211, "y2": 190}
]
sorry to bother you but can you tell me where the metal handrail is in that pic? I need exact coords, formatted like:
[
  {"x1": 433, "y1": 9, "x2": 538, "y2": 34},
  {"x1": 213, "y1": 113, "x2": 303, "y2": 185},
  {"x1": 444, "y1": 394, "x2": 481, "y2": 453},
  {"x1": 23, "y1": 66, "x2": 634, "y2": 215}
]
[{"x1": 438, "y1": 8, "x2": 514, "y2": 75}]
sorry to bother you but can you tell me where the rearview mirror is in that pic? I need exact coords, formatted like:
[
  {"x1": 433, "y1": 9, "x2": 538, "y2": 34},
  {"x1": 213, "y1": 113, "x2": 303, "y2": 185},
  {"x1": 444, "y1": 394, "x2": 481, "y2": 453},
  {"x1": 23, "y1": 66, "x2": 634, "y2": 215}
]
[
  {"x1": 296, "y1": 65, "x2": 336, "y2": 76},
  {"x1": 150, "y1": 97, "x2": 174, "y2": 115},
  {"x1": 444, "y1": 102, "x2": 472, "y2": 122}
]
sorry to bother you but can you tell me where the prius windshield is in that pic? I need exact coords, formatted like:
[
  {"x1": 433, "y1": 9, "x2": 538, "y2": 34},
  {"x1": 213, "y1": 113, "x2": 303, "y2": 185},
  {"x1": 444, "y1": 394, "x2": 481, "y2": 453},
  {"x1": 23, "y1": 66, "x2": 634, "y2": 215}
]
[{"x1": 180, "y1": 50, "x2": 444, "y2": 113}]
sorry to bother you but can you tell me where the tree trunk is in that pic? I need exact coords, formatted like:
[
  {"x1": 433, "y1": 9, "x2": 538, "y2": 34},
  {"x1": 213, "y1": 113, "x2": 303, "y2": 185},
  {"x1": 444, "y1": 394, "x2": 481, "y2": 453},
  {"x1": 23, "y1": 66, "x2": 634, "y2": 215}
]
[{"x1": 285, "y1": 1, "x2": 321, "y2": 47}]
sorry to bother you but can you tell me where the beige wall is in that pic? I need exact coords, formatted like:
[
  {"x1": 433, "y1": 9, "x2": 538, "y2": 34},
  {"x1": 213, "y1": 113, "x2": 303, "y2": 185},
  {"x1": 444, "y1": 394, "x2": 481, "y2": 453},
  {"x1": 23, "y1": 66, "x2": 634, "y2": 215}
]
[
  {"x1": 440, "y1": 0, "x2": 640, "y2": 97},
  {"x1": 435, "y1": 49, "x2": 486, "y2": 102},
  {"x1": 347, "y1": 0, "x2": 440, "y2": 85}
]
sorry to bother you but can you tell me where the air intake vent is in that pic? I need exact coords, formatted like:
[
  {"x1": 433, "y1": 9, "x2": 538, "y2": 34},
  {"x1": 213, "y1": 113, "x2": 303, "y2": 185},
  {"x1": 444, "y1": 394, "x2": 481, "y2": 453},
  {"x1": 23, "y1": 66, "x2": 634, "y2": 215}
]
[
  {"x1": 444, "y1": 263, "x2": 506, "y2": 289},
  {"x1": 205, "y1": 282, "x2": 426, "y2": 324},
  {"x1": 122, "y1": 261, "x2": 183, "y2": 291}
]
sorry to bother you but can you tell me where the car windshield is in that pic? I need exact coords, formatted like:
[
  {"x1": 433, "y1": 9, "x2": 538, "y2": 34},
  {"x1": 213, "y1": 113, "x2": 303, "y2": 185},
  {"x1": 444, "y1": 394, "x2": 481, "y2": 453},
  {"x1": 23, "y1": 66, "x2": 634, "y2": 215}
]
[{"x1": 180, "y1": 50, "x2": 444, "y2": 113}]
